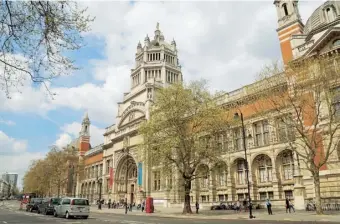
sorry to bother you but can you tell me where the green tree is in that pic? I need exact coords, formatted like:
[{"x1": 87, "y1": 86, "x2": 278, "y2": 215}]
[
  {"x1": 0, "y1": 1, "x2": 94, "y2": 97},
  {"x1": 139, "y1": 81, "x2": 230, "y2": 214},
  {"x1": 257, "y1": 55, "x2": 340, "y2": 214}
]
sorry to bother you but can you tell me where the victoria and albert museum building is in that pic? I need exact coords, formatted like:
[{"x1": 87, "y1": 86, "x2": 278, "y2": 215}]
[{"x1": 71, "y1": 1, "x2": 340, "y2": 209}]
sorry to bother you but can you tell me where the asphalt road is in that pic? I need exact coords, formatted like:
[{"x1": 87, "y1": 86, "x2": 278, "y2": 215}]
[{"x1": 0, "y1": 207, "x2": 335, "y2": 224}]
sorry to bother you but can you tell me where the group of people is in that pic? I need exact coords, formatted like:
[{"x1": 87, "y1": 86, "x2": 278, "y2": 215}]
[
  {"x1": 266, "y1": 197, "x2": 295, "y2": 215},
  {"x1": 233, "y1": 199, "x2": 251, "y2": 212}
]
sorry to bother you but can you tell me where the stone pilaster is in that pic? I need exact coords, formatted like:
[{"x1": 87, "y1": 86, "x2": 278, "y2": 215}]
[
  {"x1": 226, "y1": 164, "x2": 233, "y2": 201},
  {"x1": 293, "y1": 152, "x2": 306, "y2": 209},
  {"x1": 271, "y1": 150, "x2": 280, "y2": 200}
]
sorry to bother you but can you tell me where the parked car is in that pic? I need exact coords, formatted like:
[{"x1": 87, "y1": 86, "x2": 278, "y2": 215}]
[
  {"x1": 26, "y1": 198, "x2": 43, "y2": 212},
  {"x1": 53, "y1": 197, "x2": 89, "y2": 219},
  {"x1": 37, "y1": 197, "x2": 60, "y2": 215}
]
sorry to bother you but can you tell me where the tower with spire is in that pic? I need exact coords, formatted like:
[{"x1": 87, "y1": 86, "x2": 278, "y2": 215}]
[
  {"x1": 78, "y1": 112, "x2": 91, "y2": 156},
  {"x1": 131, "y1": 22, "x2": 182, "y2": 91}
]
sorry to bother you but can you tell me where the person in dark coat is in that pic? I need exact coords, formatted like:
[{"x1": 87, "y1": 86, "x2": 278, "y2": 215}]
[
  {"x1": 108, "y1": 199, "x2": 111, "y2": 209},
  {"x1": 266, "y1": 199, "x2": 273, "y2": 215},
  {"x1": 195, "y1": 201, "x2": 199, "y2": 214},
  {"x1": 285, "y1": 198, "x2": 290, "y2": 213}
]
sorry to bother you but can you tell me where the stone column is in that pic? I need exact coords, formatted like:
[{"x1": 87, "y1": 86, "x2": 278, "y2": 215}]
[
  {"x1": 226, "y1": 163, "x2": 233, "y2": 201},
  {"x1": 209, "y1": 170, "x2": 215, "y2": 205},
  {"x1": 293, "y1": 151, "x2": 306, "y2": 210},
  {"x1": 271, "y1": 151, "x2": 280, "y2": 200}
]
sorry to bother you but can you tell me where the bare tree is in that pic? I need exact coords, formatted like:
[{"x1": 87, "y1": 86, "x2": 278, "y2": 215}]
[
  {"x1": 0, "y1": 1, "x2": 94, "y2": 97},
  {"x1": 139, "y1": 81, "x2": 230, "y2": 214},
  {"x1": 257, "y1": 55, "x2": 340, "y2": 214}
]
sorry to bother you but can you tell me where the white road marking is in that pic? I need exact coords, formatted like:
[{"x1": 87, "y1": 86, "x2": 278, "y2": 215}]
[{"x1": 3, "y1": 221, "x2": 8, "y2": 224}]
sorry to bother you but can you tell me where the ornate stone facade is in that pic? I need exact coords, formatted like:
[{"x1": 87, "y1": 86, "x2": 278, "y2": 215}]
[{"x1": 76, "y1": 1, "x2": 340, "y2": 209}]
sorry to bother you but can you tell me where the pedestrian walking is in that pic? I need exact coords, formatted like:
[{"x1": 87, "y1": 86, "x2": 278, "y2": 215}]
[
  {"x1": 243, "y1": 199, "x2": 248, "y2": 212},
  {"x1": 195, "y1": 201, "x2": 199, "y2": 214},
  {"x1": 266, "y1": 199, "x2": 273, "y2": 215},
  {"x1": 108, "y1": 199, "x2": 111, "y2": 209},
  {"x1": 289, "y1": 199, "x2": 295, "y2": 212},
  {"x1": 141, "y1": 200, "x2": 145, "y2": 212},
  {"x1": 285, "y1": 198, "x2": 291, "y2": 213}
]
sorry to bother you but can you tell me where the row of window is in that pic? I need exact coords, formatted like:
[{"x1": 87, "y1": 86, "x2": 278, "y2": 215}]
[
  {"x1": 131, "y1": 69, "x2": 180, "y2": 87},
  {"x1": 85, "y1": 164, "x2": 103, "y2": 179},
  {"x1": 203, "y1": 117, "x2": 294, "y2": 154},
  {"x1": 146, "y1": 52, "x2": 176, "y2": 65},
  {"x1": 148, "y1": 53, "x2": 161, "y2": 62},
  {"x1": 132, "y1": 72, "x2": 141, "y2": 87},
  {"x1": 166, "y1": 70, "x2": 180, "y2": 83}
]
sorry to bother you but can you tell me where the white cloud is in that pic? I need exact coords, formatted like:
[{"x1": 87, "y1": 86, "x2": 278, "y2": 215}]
[
  {"x1": 0, "y1": 131, "x2": 45, "y2": 189},
  {"x1": 55, "y1": 121, "x2": 105, "y2": 148},
  {"x1": 0, "y1": 118, "x2": 15, "y2": 126},
  {"x1": 0, "y1": 1, "x2": 328, "y2": 127}
]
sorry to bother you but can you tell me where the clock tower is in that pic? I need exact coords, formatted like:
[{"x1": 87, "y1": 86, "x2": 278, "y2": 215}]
[{"x1": 274, "y1": 0, "x2": 304, "y2": 65}]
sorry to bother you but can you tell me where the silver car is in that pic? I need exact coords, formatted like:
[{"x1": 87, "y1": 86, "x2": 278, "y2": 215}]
[{"x1": 53, "y1": 197, "x2": 89, "y2": 219}]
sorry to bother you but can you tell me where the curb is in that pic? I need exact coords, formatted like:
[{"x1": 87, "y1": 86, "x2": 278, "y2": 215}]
[{"x1": 90, "y1": 210, "x2": 340, "y2": 222}]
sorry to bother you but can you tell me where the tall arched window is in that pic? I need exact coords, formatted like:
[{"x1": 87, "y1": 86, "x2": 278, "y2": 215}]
[
  {"x1": 282, "y1": 3, "x2": 289, "y2": 16},
  {"x1": 237, "y1": 160, "x2": 246, "y2": 185},
  {"x1": 257, "y1": 155, "x2": 273, "y2": 183},
  {"x1": 281, "y1": 151, "x2": 294, "y2": 180}
]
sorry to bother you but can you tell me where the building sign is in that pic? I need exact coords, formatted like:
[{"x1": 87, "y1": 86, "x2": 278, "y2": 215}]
[{"x1": 137, "y1": 162, "x2": 142, "y2": 186}]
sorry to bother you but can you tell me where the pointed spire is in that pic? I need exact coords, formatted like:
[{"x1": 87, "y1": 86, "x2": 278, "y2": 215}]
[
  {"x1": 137, "y1": 41, "x2": 142, "y2": 48},
  {"x1": 171, "y1": 38, "x2": 176, "y2": 46},
  {"x1": 144, "y1": 34, "x2": 150, "y2": 41},
  {"x1": 156, "y1": 22, "x2": 160, "y2": 31}
]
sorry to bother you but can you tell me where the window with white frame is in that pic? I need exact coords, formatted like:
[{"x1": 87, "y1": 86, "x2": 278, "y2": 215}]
[
  {"x1": 237, "y1": 160, "x2": 246, "y2": 185},
  {"x1": 254, "y1": 120, "x2": 269, "y2": 147},
  {"x1": 257, "y1": 156, "x2": 272, "y2": 183},
  {"x1": 276, "y1": 116, "x2": 294, "y2": 142},
  {"x1": 259, "y1": 192, "x2": 267, "y2": 200},
  {"x1": 153, "y1": 171, "x2": 161, "y2": 191},
  {"x1": 234, "y1": 128, "x2": 243, "y2": 151},
  {"x1": 282, "y1": 151, "x2": 294, "y2": 180}
]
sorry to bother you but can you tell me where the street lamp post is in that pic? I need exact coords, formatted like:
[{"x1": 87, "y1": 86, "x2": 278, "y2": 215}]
[
  {"x1": 96, "y1": 175, "x2": 102, "y2": 210},
  {"x1": 234, "y1": 112, "x2": 254, "y2": 219}
]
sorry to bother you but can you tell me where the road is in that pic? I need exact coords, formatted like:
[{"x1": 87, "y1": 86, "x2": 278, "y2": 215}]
[{"x1": 0, "y1": 207, "x2": 335, "y2": 224}]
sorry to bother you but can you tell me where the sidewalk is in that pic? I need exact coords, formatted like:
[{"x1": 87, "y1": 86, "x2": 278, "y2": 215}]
[{"x1": 91, "y1": 205, "x2": 340, "y2": 222}]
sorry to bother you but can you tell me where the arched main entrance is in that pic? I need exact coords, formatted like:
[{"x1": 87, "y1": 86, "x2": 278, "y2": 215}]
[{"x1": 115, "y1": 155, "x2": 137, "y2": 204}]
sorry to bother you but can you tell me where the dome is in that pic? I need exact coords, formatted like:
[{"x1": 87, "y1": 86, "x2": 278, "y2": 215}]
[{"x1": 304, "y1": 1, "x2": 340, "y2": 34}]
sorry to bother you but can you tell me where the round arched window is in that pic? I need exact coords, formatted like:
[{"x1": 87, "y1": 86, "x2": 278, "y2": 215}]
[{"x1": 334, "y1": 39, "x2": 340, "y2": 47}]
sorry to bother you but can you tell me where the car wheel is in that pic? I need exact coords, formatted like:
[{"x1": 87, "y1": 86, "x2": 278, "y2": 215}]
[
  {"x1": 65, "y1": 211, "x2": 70, "y2": 219},
  {"x1": 30, "y1": 207, "x2": 33, "y2": 212},
  {"x1": 53, "y1": 210, "x2": 57, "y2": 217},
  {"x1": 37, "y1": 209, "x2": 40, "y2": 214}
]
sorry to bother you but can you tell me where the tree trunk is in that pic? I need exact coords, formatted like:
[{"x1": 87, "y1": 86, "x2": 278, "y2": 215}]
[
  {"x1": 182, "y1": 178, "x2": 192, "y2": 214},
  {"x1": 313, "y1": 170, "x2": 323, "y2": 215}
]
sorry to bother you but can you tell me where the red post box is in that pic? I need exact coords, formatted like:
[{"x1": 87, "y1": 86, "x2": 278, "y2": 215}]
[{"x1": 145, "y1": 197, "x2": 154, "y2": 213}]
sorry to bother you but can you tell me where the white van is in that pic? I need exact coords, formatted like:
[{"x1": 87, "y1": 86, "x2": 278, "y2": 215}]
[{"x1": 53, "y1": 197, "x2": 90, "y2": 219}]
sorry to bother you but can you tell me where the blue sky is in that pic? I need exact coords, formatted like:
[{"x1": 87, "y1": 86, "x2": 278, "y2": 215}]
[{"x1": 0, "y1": 0, "x2": 326, "y2": 188}]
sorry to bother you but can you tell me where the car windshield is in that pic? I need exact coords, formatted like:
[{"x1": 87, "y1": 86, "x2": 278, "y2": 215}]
[
  {"x1": 35, "y1": 198, "x2": 43, "y2": 202},
  {"x1": 72, "y1": 199, "x2": 89, "y2": 206},
  {"x1": 51, "y1": 198, "x2": 60, "y2": 205}
]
